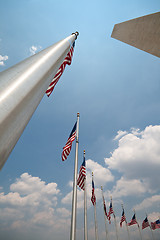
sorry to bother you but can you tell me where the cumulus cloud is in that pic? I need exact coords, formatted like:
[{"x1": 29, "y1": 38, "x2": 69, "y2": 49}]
[
  {"x1": 0, "y1": 54, "x2": 8, "y2": 66},
  {"x1": 29, "y1": 45, "x2": 42, "y2": 55},
  {"x1": 10, "y1": 172, "x2": 59, "y2": 196},
  {"x1": 0, "y1": 172, "x2": 62, "y2": 233},
  {"x1": 105, "y1": 125, "x2": 160, "y2": 192},
  {"x1": 114, "y1": 130, "x2": 128, "y2": 140},
  {"x1": 107, "y1": 177, "x2": 150, "y2": 199},
  {"x1": 86, "y1": 159, "x2": 114, "y2": 186},
  {"x1": 134, "y1": 195, "x2": 160, "y2": 211}
]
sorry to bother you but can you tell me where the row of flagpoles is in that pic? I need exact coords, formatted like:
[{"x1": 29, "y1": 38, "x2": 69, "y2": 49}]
[
  {"x1": 61, "y1": 113, "x2": 160, "y2": 240},
  {"x1": 30, "y1": 32, "x2": 159, "y2": 240}
]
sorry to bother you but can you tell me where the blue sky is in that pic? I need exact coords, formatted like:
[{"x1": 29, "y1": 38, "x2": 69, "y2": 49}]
[{"x1": 0, "y1": 1, "x2": 160, "y2": 240}]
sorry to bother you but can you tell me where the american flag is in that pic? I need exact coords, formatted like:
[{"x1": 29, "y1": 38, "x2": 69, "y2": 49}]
[
  {"x1": 102, "y1": 195, "x2": 108, "y2": 217},
  {"x1": 142, "y1": 217, "x2": 150, "y2": 230},
  {"x1": 46, "y1": 42, "x2": 75, "y2": 97},
  {"x1": 91, "y1": 179, "x2": 96, "y2": 206},
  {"x1": 77, "y1": 156, "x2": 86, "y2": 190},
  {"x1": 107, "y1": 201, "x2": 114, "y2": 223},
  {"x1": 127, "y1": 214, "x2": 137, "y2": 226},
  {"x1": 120, "y1": 209, "x2": 126, "y2": 227},
  {"x1": 61, "y1": 122, "x2": 77, "y2": 161},
  {"x1": 151, "y1": 219, "x2": 160, "y2": 230}
]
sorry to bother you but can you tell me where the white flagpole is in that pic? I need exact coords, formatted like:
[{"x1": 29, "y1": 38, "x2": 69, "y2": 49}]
[
  {"x1": 145, "y1": 213, "x2": 155, "y2": 240},
  {"x1": 84, "y1": 150, "x2": 88, "y2": 240},
  {"x1": 134, "y1": 210, "x2": 143, "y2": 240},
  {"x1": 70, "y1": 113, "x2": 80, "y2": 240},
  {"x1": 101, "y1": 186, "x2": 109, "y2": 240},
  {"x1": 121, "y1": 204, "x2": 130, "y2": 240},
  {"x1": 111, "y1": 197, "x2": 119, "y2": 240},
  {"x1": 94, "y1": 202, "x2": 99, "y2": 240},
  {"x1": 92, "y1": 172, "x2": 99, "y2": 240}
]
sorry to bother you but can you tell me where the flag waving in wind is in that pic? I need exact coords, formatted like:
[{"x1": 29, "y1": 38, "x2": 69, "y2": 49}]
[
  {"x1": 62, "y1": 121, "x2": 77, "y2": 161},
  {"x1": 151, "y1": 219, "x2": 160, "y2": 230},
  {"x1": 142, "y1": 217, "x2": 150, "y2": 230},
  {"x1": 91, "y1": 177, "x2": 96, "y2": 206},
  {"x1": 107, "y1": 200, "x2": 114, "y2": 223},
  {"x1": 127, "y1": 214, "x2": 137, "y2": 226},
  {"x1": 46, "y1": 42, "x2": 75, "y2": 97},
  {"x1": 102, "y1": 195, "x2": 108, "y2": 218},
  {"x1": 120, "y1": 209, "x2": 126, "y2": 227},
  {"x1": 77, "y1": 154, "x2": 86, "y2": 190}
]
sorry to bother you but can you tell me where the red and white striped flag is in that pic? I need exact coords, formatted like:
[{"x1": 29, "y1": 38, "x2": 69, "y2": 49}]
[
  {"x1": 77, "y1": 156, "x2": 86, "y2": 190},
  {"x1": 142, "y1": 217, "x2": 150, "y2": 230},
  {"x1": 91, "y1": 179, "x2": 96, "y2": 206},
  {"x1": 62, "y1": 122, "x2": 77, "y2": 161},
  {"x1": 151, "y1": 219, "x2": 160, "y2": 230},
  {"x1": 120, "y1": 209, "x2": 126, "y2": 227},
  {"x1": 46, "y1": 42, "x2": 75, "y2": 97},
  {"x1": 107, "y1": 201, "x2": 114, "y2": 223},
  {"x1": 127, "y1": 214, "x2": 137, "y2": 226}
]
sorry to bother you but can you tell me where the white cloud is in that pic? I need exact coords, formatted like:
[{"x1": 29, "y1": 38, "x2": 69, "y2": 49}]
[
  {"x1": 148, "y1": 211, "x2": 160, "y2": 222},
  {"x1": 107, "y1": 177, "x2": 149, "y2": 199},
  {"x1": 86, "y1": 159, "x2": 114, "y2": 186},
  {"x1": 56, "y1": 207, "x2": 71, "y2": 217},
  {"x1": 0, "y1": 173, "x2": 62, "y2": 232},
  {"x1": 114, "y1": 130, "x2": 128, "y2": 140},
  {"x1": 105, "y1": 125, "x2": 160, "y2": 192},
  {"x1": 10, "y1": 172, "x2": 59, "y2": 196},
  {"x1": 134, "y1": 195, "x2": 160, "y2": 211},
  {"x1": 0, "y1": 54, "x2": 8, "y2": 66},
  {"x1": 29, "y1": 45, "x2": 42, "y2": 55}
]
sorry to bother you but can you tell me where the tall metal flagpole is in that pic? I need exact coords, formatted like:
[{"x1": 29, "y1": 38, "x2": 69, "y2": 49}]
[
  {"x1": 92, "y1": 172, "x2": 99, "y2": 240},
  {"x1": 101, "y1": 186, "x2": 109, "y2": 240},
  {"x1": 134, "y1": 210, "x2": 143, "y2": 240},
  {"x1": 0, "y1": 31, "x2": 79, "y2": 170},
  {"x1": 84, "y1": 150, "x2": 88, "y2": 240},
  {"x1": 121, "y1": 204, "x2": 130, "y2": 240},
  {"x1": 145, "y1": 213, "x2": 155, "y2": 240},
  {"x1": 70, "y1": 113, "x2": 80, "y2": 240},
  {"x1": 111, "y1": 196, "x2": 119, "y2": 240}
]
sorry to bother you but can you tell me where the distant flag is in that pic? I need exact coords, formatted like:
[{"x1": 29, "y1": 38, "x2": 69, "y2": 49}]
[
  {"x1": 91, "y1": 178, "x2": 96, "y2": 206},
  {"x1": 77, "y1": 155, "x2": 86, "y2": 190},
  {"x1": 46, "y1": 42, "x2": 75, "y2": 97},
  {"x1": 151, "y1": 219, "x2": 160, "y2": 230},
  {"x1": 102, "y1": 195, "x2": 108, "y2": 218},
  {"x1": 120, "y1": 209, "x2": 126, "y2": 227},
  {"x1": 142, "y1": 217, "x2": 150, "y2": 230},
  {"x1": 127, "y1": 214, "x2": 137, "y2": 226},
  {"x1": 61, "y1": 121, "x2": 77, "y2": 161},
  {"x1": 107, "y1": 200, "x2": 114, "y2": 223}
]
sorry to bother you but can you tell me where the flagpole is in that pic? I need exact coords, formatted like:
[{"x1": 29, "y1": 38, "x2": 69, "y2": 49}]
[
  {"x1": 70, "y1": 112, "x2": 80, "y2": 240},
  {"x1": 92, "y1": 172, "x2": 99, "y2": 240},
  {"x1": 84, "y1": 150, "x2": 88, "y2": 240},
  {"x1": 121, "y1": 204, "x2": 130, "y2": 240},
  {"x1": 146, "y1": 213, "x2": 155, "y2": 240},
  {"x1": 0, "y1": 32, "x2": 79, "y2": 170},
  {"x1": 101, "y1": 186, "x2": 109, "y2": 240},
  {"x1": 111, "y1": 196, "x2": 119, "y2": 240},
  {"x1": 134, "y1": 210, "x2": 142, "y2": 240}
]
